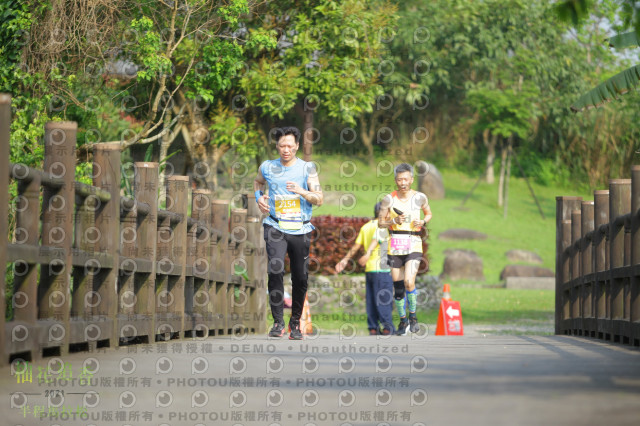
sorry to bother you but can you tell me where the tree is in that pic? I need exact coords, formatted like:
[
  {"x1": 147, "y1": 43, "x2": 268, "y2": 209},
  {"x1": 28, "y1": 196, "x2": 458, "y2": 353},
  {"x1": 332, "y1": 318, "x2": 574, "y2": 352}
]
[
  {"x1": 570, "y1": 32, "x2": 640, "y2": 111},
  {"x1": 240, "y1": 0, "x2": 397, "y2": 164},
  {"x1": 556, "y1": 0, "x2": 640, "y2": 110}
]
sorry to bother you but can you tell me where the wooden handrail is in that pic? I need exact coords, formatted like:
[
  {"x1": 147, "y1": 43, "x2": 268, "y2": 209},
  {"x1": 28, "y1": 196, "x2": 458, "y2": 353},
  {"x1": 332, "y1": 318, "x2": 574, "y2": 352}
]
[
  {"x1": 556, "y1": 176, "x2": 640, "y2": 347},
  {"x1": 0, "y1": 94, "x2": 268, "y2": 366}
]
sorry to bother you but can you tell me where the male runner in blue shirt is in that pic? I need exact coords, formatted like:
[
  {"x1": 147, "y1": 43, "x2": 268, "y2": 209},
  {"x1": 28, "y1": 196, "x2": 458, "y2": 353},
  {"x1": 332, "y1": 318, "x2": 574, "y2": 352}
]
[{"x1": 253, "y1": 127, "x2": 323, "y2": 340}]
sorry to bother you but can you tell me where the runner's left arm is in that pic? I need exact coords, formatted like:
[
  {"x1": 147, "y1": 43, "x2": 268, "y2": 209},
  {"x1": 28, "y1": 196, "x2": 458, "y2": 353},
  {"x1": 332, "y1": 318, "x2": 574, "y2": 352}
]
[
  {"x1": 421, "y1": 193, "x2": 432, "y2": 225},
  {"x1": 411, "y1": 192, "x2": 432, "y2": 229},
  {"x1": 285, "y1": 173, "x2": 323, "y2": 206},
  {"x1": 254, "y1": 168, "x2": 270, "y2": 214}
]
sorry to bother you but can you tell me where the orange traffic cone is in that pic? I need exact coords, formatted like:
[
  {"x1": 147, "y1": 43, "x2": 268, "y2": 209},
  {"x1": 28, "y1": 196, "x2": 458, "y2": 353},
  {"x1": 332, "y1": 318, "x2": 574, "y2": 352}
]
[
  {"x1": 435, "y1": 283, "x2": 464, "y2": 336},
  {"x1": 442, "y1": 283, "x2": 451, "y2": 301},
  {"x1": 300, "y1": 295, "x2": 313, "y2": 335}
]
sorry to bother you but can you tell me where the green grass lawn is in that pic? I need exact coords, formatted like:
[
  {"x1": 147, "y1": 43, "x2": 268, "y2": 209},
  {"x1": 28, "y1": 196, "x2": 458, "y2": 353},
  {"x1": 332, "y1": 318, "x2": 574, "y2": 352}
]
[
  {"x1": 273, "y1": 286, "x2": 555, "y2": 335},
  {"x1": 311, "y1": 153, "x2": 592, "y2": 284}
]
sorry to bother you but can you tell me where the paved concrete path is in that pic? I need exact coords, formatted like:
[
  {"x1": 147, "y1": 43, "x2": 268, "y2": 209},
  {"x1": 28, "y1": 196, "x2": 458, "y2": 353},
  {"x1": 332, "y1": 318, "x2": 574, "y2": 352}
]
[{"x1": 2, "y1": 333, "x2": 639, "y2": 426}]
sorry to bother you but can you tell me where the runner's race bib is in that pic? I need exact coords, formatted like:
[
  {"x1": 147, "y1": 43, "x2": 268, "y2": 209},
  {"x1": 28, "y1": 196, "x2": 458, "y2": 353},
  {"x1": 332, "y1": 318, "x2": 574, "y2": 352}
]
[
  {"x1": 275, "y1": 194, "x2": 303, "y2": 230},
  {"x1": 390, "y1": 234, "x2": 411, "y2": 254}
]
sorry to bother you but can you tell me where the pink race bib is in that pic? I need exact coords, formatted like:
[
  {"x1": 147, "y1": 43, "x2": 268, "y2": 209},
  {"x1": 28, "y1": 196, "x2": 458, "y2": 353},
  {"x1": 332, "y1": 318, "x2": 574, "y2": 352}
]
[{"x1": 390, "y1": 234, "x2": 411, "y2": 253}]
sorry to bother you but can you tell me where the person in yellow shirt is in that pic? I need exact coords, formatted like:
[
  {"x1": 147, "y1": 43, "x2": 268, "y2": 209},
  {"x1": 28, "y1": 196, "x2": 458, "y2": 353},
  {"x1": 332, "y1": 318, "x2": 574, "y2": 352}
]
[
  {"x1": 335, "y1": 203, "x2": 395, "y2": 335},
  {"x1": 379, "y1": 163, "x2": 432, "y2": 336}
]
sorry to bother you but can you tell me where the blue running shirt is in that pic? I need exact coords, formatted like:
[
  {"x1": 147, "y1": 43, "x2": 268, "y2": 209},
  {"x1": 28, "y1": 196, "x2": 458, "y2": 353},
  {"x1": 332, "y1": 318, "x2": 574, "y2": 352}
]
[{"x1": 260, "y1": 157, "x2": 316, "y2": 235}]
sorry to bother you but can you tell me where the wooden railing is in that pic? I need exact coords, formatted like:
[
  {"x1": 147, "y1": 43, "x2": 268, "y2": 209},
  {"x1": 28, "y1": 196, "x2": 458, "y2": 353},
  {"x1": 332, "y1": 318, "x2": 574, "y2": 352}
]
[
  {"x1": 0, "y1": 94, "x2": 267, "y2": 366},
  {"x1": 556, "y1": 169, "x2": 640, "y2": 346}
]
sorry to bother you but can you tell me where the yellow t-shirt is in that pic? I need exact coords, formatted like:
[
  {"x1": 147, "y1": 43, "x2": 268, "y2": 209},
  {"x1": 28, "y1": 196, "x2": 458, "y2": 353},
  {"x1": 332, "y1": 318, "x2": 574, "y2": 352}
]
[{"x1": 355, "y1": 220, "x2": 390, "y2": 272}]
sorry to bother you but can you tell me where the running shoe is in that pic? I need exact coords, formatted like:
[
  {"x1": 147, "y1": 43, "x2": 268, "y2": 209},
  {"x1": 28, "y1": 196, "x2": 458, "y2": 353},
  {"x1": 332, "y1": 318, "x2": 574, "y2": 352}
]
[
  {"x1": 409, "y1": 313, "x2": 419, "y2": 333},
  {"x1": 268, "y1": 322, "x2": 286, "y2": 337},
  {"x1": 396, "y1": 318, "x2": 409, "y2": 336},
  {"x1": 289, "y1": 322, "x2": 303, "y2": 340}
]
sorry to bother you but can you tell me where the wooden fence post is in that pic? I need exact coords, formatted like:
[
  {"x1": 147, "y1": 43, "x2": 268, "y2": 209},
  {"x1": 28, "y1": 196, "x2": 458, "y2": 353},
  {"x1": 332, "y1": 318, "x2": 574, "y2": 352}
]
[
  {"x1": 13, "y1": 170, "x2": 40, "y2": 326},
  {"x1": 212, "y1": 199, "x2": 230, "y2": 334},
  {"x1": 561, "y1": 220, "x2": 572, "y2": 330},
  {"x1": 203, "y1": 191, "x2": 217, "y2": 335},
  {"x1": 39, "y1": 121, "x2": 76, "y2": 357},
  {"x1": 92, "y1": 142, "x2": 121, "y2": 349},
  {"x1": 206, "y1": 194, "x2": 225, "y2": 335},
  {"x1": 555, "y1": 196, "x2": 582, "y2": 335},
  {"x1": 571, "y1": 209, "x2": 582, "y2": 335},
  {"x1": 247, "y1": 196, "x2": 267, "y2": 334},
  {"x1": 155, "y1": 188, "x2": 181, "y2": 341},
  {"x1": 191, "y1": 189, "x2": 211, "y2": 334},
  {"x1": 0, "y1": 94, "x2": 10, "y2": 365},
  {"x1": 184, "y1": 192, "x2": 196, "y2": 336},
  {"x1": 134, "y1": 162, "x2": 158, "y2": 342},
  {"x1": 166, "y1": 176, "x2": 189, "y2": 337},
  {"x1": 631, "y1": 166, "x2": 640, "y2": 346},
  {"x1": 230, "y1": 207, "x2": 248, "y2": 333},
  {"x1": 581, "y1": 201, "x2": 594, "y2": 337},
  {"x1": 593, "y1": 190, "x2": 609, "y2": 339},
  {"x1": 118, "y1": 173, "x2": 138, "y2": 346},
  {"x1": 609, "y1": 179, "x2": 630, "y2": 343},
  {"x1": 156, "y1": 206, "x2": 171, "y2": 320},
  {"x1": 70, "y1": 178, "x2": 97, "y2": 351}
]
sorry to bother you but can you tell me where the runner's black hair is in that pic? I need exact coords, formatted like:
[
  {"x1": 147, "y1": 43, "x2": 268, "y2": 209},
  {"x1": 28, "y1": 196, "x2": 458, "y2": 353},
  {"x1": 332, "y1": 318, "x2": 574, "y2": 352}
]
[{"x1": 274, "y1": 126, "x2": 301, "y2": 144}]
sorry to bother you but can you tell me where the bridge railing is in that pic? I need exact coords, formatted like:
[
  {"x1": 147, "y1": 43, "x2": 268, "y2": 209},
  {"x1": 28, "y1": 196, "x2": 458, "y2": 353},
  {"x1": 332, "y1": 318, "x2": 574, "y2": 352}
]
[
  {"x1": 0, "y1": 94, "x2": 267, "y2": 367},
  {"x1": 556, "y1": 167, "x2": 640, "y2": 346}
]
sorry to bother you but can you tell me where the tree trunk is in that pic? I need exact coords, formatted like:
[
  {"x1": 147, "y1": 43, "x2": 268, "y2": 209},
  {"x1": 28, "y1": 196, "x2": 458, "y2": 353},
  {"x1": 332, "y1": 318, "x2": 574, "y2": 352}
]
[
  {"x1": 498, "y1": 139, "x2": 507, "y2": 207},
  {"x1": 359, "y1": 114, "x2": 376, "y2": 169},
  {"x1": 503, "y1": 136, "x2": 513, "y2": 219},
  {"x1": 303, "y1": 108, "x2": 313, "y2": 162},
  {"x1": 176, "y1": 98, "x2": 219, "y2": 191},
  {"x1": 190, "y1": 141, "x2": 229, "y2": 192},
  {"x1": 483, "y1": 129, "x2": 497, "y2": 184}
]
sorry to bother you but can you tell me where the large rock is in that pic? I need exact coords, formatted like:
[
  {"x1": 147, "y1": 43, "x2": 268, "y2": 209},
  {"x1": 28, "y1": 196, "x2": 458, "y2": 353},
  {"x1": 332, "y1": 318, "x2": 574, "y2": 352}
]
[
  {"x1": 505, "y1": 249, "x2": 543, "y2": 265},
  {"x1": 440, "y1": 249, "x2": 485, "y2": 281},
  {"x1": 500, "y1": 265, "x2": 554, "y2": 280},
  {"x1": 439, "y1": 228, "x2": 488, "y2": 241},
  {"x1": 415, "y1": 161, "x2": 445, "y2": 200}
]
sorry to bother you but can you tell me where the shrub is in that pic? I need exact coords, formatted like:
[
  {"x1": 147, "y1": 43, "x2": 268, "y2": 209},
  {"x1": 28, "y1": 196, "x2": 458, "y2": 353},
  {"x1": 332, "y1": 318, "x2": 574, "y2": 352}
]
[{"x1": 286, "y1": 215, "x2": 431, "y2": 276}]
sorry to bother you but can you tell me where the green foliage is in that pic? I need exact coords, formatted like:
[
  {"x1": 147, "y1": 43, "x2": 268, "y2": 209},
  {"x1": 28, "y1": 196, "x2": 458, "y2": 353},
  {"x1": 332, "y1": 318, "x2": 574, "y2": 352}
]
[
  {"x1": 608, "y1": 30, "x2": 640, "y2": 48},
  {"x1": 0, "y1": 0, "x2": 30, "y2": 78},
  {"x1": 185, "y1": 39, "x2": 246, "y2": 103},
  {"x1": 216, "y1": 0, "x2": 249, "y2": 30},
  {"x1": 208, "y1": 102, "x2": 259, "y2": 156},
  {"x1": 556, "y1": 1, "x2": 640, "y2": 112},
  {"x1": 571, "y1": 64, "x2": 640, "y2": 111},
  {"x1": 240, "y1": 60, "x2": 304, "y2": 119},
  {"x1": 4, "y1": 0, "x2": 640, "y2": 194},
  {"x1": 129, "y1": 17, "x2": 172, "y2": 81},
  {"x1": 516, "y1": 150, "x2": 574, "y2": 188},
  {"x1": 555, "y1": 0, "x2": 594, "y2": 26},
  {"x1": 144, "y1": 144, "x2": 154, "y2": 162},
  {"x1": 556, "y1": 0, "x2": 640, "y2": 35},
  {"x1": 0, "y1": 0, "x2": 49, "y2": 167},
  {"x1": 466, "y1": 82, "x2": 540, "y2": 139},
  {"x1": 244, "y1": 28, "x2": 278, "y2": 55},
  {"x1": 241, "y1": 0, "x2": 396, "y2": 125}
]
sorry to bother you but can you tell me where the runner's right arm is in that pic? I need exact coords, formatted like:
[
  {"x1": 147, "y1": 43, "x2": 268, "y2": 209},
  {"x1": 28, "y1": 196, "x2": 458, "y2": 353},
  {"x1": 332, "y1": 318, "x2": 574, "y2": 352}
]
[
  {"x1": 378, "y1": 194, "x2": 404, "y2": 228},
  {"x1": 335, "y1": 242, "x2": 363, "y2": 273},
  {"x1": 358, "y1": 238, "x2": 378, "y2": 267},
  {"x1": 253, "y1": 168, "x2": 270, "y2": 214}
]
